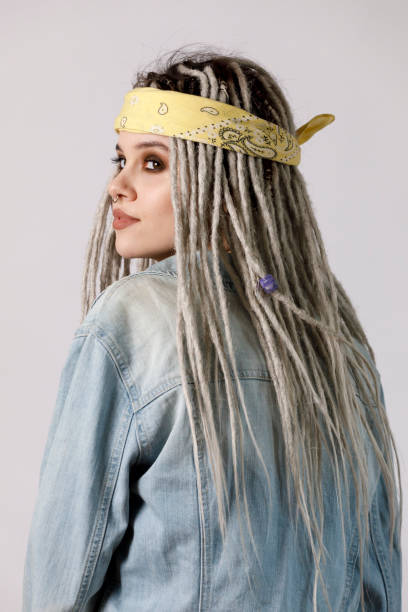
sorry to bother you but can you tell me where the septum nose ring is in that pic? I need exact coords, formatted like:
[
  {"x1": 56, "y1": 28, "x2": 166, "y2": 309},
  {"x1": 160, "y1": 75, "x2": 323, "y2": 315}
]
[{"x1": 112, "y1": 195, "x2": 118, "y2": 203}]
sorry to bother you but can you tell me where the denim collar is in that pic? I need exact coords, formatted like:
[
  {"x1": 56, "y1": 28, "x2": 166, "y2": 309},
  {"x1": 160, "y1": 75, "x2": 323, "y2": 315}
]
[{"x1": 143, "y1": 251, "x2": 237, "y2": 293}]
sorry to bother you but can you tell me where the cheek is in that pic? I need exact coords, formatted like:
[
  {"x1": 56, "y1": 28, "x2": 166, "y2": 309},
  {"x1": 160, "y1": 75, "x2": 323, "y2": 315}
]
[
  {"x1": 155, "y1": 184, "x2": 173, "y2": 216},
  {"x1": 141, "y1": 185, "x2": 173, "y2": 226}
]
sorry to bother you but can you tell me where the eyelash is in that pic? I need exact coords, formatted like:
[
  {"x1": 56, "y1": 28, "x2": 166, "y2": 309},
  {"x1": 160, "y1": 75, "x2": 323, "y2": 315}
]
[{"x1": 110, "y1": 155, "x2": 164, "y2": 172}]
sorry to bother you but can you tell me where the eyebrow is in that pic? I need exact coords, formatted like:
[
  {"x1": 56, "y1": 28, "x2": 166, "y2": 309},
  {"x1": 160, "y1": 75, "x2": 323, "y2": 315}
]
[{"x1": 115, "y1": 140, "x2": 169, "y2": 152}]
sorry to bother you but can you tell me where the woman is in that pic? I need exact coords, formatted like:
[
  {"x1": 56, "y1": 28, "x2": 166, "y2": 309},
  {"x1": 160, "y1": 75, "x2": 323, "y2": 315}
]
[{"x1": 23, "y1": 47, "x2": 402, "y2": 611}]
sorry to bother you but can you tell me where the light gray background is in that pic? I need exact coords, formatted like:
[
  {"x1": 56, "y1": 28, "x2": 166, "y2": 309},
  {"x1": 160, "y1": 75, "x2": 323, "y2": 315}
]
[{"x1": 1, "y1": 1, "x2": 406, "y2": 609}]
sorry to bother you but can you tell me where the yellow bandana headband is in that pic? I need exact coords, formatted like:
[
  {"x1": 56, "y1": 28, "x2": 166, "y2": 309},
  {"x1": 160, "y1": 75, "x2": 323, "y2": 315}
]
[{"x1": 113, "y1": 87, "x2": 335, "y2": 165}]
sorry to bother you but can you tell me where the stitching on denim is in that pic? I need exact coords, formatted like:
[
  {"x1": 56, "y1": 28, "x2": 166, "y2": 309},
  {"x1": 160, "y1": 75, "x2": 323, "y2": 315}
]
[
  {"x1": 134, "y1": 410, "x2": 153, "y2": 459},
  {"x1": 76, "y1": 327, "x2": 274, "y2": 417},
  {"x1": 86, "y1": 268, "x2": 236, "y2": 315},
  {"x1": 75, "y1": 327, "x2": 140, "y2": 410},
  {"x1": 64, "y1": 331, "x2": 138, "y2": 608},
  {"x1": 192, "y1": 394, "x2": 210, "y2": 611},
  {"x1": 135, "y1": 379, "x2": 188, "y2": 414},
  {"x1": 74, "y1": 331, "x2": 145, "y2": 464},
  {"x1": 134, "y1": 372, "x2": 274, "y2": 414},
  {"x1": 370, "y1": 490, "x2": 392, "y2": 610},
  {"x1": 130, "y1": 268, "x2": 237, "y2": 293},
  {"x1": 340, "y1": 524, "x2": 360, "y2": 611},
  {"x1": 74, "y1": 411, "x2": 136, "y2": 609},
  {"x1": 71, "y1": 332, "x2": 136, "y2": 423}
]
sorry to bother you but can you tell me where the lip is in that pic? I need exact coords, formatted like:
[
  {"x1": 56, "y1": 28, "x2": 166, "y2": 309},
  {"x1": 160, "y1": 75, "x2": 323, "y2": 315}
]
[
  {"x1": 112, "y1": 217, "x2": 140, "y2": 230},
  {"x1": 112, "y1": 207, "x2": 140, "y2": 221},
  {"x1": 112, "y1": 207, "x2": 140, "y2": 230}
]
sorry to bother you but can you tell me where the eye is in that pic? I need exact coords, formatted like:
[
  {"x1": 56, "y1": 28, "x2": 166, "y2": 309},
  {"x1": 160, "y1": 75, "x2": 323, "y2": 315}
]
[
  {"x1": 109, "y1": 155, "x2": 165, "y2": 172},
  {"x1": 145, "y1": 157, "x2": 164, "y2": 171},
  {"x1": 110, "y1": 155, "x2": 125, "y2": 170}
]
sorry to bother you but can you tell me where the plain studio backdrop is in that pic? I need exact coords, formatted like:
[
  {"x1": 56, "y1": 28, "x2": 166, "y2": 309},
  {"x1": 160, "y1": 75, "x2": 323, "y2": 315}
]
[{"x1": 1, "y1": 0, "x2": 406, "y2": 609}]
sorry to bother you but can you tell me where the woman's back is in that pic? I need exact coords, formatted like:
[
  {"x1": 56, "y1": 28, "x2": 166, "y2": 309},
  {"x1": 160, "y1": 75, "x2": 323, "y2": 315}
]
[{"x1": 23, "y1": 251, "x2": 401, "y2": 611}]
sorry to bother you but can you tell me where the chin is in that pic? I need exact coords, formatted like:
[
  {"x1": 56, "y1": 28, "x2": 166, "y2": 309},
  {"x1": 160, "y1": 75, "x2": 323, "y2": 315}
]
[
  {"x1": 114, "y1": 243, "x2": 168, "y2": 262},
  {"x1": 114, "y1": 244, "x2": 138, "y2": 259}
]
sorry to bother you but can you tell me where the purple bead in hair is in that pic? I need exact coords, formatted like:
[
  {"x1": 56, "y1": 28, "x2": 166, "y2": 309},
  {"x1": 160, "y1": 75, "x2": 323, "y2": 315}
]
[{"x1": 259, "y1": 274, "x2": 278, "y2": 294}]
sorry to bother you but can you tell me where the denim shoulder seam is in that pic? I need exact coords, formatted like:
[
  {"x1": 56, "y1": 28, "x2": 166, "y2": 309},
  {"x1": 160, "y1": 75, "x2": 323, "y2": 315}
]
[
  {"x1": 134, "y1": 268, "x2": 236, "y2": 293},
  {"x1": 72, "y1": 330, "x2": 143, "y2": 459},
  {"x1": 76, "y1": 325, "x2": 273, "y2": 413},
  {"x1": 89, "y1": 269, "x2": 154, "y2": 310},
  {"x1": 89, "y1": 267, "x2": 236, "y2": 297},
  {"x1": 86, "y1": 270, "x2": 173, "y2": 314},
  {"x1": 74, "y1": 326, "x2": 140, "y2": 416}
]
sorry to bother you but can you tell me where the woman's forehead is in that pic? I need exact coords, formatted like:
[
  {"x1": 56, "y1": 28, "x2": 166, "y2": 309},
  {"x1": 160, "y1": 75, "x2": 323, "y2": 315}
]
[{"x1": 117, "y1": 130, "x2": 170, "y2": 148}]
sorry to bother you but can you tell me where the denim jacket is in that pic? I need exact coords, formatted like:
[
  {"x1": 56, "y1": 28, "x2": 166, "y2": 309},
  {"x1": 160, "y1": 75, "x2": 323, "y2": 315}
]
[{"x1": 23, "y1": 251, "x2": 401, "y2": 611}]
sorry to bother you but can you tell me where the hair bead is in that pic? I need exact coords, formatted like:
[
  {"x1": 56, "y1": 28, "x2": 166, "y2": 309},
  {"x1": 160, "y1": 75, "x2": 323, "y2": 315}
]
[{"x1": 259, "y1": 274, "x2": 278, "y2": 293}]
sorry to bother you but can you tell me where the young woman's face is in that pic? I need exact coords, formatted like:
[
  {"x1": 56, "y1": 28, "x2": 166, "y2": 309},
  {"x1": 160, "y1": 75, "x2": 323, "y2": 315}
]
[{"x1": 108, "y1": 131, "x2": 175, "y2": 262}]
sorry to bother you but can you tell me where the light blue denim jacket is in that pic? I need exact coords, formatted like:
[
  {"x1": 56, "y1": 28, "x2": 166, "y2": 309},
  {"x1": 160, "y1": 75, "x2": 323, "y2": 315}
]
[{"x1": 23, "y1": 251, "x2": 401, "y2": 611}]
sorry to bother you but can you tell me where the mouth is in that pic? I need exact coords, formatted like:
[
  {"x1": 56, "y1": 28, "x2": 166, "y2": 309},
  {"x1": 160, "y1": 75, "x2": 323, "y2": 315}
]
[
  {"x1": 112, "y1": 204, "x2": 140, "y2": 220},
  {"x1": 113, "y1": 211, "x2": 140, "y2": 221},
  {"x1": 112, "y1": 216, "x2": 140, "y2": 230}
]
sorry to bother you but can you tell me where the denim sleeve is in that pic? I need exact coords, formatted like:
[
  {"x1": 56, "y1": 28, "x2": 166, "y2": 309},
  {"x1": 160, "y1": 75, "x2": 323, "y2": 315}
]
[
  {"x1": 22, "y1": 331, "x2": 140, "y2": 611},
  {"x1": 361, "y1": 380, "x2": 402, "y2": 612},
  {"x1": 360, "y1": 469, "x2": 402, "y2": 612},
  {"x1": 341, "y1": 470, "x2": 401, "y2": 612}
]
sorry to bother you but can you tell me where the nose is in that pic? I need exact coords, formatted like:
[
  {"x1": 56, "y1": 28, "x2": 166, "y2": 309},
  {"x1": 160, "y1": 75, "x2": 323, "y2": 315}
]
[{"x1": 108, "y1": 170, "x2": 136, "y2": 203}]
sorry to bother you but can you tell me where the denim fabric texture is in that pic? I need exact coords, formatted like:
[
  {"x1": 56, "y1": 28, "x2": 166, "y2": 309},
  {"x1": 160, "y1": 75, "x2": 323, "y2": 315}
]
[{"x1": 22, "y1": 251, "x2": 401, "y2": 611}]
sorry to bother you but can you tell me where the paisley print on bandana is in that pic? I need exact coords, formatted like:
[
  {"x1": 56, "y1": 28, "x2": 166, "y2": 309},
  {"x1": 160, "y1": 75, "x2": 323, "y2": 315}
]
[{"x1": 114, "y1": 87, "x2": 335, "y2": 165}]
